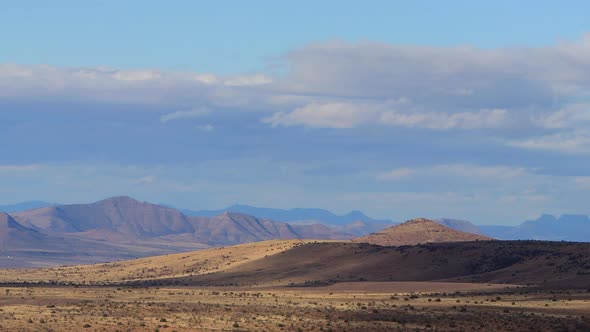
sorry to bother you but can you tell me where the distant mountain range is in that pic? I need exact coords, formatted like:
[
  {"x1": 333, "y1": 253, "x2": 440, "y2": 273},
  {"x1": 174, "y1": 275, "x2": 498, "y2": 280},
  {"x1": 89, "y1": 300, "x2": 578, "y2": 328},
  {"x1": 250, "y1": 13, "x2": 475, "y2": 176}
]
[
  {"x1": 480, "y1": 214, "x2": 590, "y2": 242},
  {"x1": 0, "y1": 201, "x2": 55, "y2": 213},
  {"x1": 182, "y1": 204, "x2": 393, "y2": 236},
  {"x1": 435, "y1": 216, "x2": 590, "y2": 242},
  {"x1": 2, "y1": 196, "x2": 358, "y2": 267},
  {"x1": 4, "y1": 199, "x2": 590, "y2": 243},
  {"x1": 184, "y1": 207, "x2": 590, "y2": 242},
  {"x1": 183, "y1": 204, "x2": 392, "y2": 225},
  {"x1": 1, "y1": 196, "x2": 589, "y2": 267}
]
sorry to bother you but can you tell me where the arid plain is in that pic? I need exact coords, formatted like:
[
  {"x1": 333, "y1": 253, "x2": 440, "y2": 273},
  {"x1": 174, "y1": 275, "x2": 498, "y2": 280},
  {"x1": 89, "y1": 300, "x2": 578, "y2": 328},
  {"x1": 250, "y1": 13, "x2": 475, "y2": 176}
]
[{"x1": 1, "y1": 236, "x2": 590, "y2": 331}]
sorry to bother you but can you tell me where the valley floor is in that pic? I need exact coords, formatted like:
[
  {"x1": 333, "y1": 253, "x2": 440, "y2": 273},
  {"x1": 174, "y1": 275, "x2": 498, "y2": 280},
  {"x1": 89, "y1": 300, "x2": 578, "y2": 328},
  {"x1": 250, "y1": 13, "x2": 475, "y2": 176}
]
[{"x1": 1, "y1": 283, "x2": 589, "y2": 331}]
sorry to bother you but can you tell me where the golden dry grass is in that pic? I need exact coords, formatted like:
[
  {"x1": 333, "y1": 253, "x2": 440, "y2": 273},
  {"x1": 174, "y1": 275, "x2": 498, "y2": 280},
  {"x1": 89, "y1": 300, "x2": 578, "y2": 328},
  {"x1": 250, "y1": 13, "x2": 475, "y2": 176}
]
[
  {"x1": 0, "y1": 284, "x2": 589, "y2": 331},
  {"x1": 0, "y1": 239, "x2": 333, "y2": 285}
]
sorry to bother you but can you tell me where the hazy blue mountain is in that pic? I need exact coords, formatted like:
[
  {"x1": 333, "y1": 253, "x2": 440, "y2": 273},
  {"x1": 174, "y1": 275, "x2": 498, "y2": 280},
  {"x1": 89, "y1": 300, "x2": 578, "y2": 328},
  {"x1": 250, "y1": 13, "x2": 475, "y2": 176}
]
[
  {"x1": 478, "y1": 225, "x2": 516, "y2": 239},
  {"x1": 0, "y1": 201, "x2": 55, "y2": 213},
  {"x1": 434, "y1": 218, "x2": 484, "y2": 235},
  {"x1": 6, "y1": 196, "x2": 358, "y2": 267},
  {"x1": 183, "y1": 204, "x2": 393, "y2": 226},
  {"x1": 481, "y1": 214, "x2": 590, "y2": 242}
]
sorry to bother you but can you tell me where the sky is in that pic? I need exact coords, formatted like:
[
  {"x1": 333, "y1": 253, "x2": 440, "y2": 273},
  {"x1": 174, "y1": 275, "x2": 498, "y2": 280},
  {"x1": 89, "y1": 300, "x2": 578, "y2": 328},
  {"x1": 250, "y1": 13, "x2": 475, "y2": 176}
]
[{"x1": 1, "y1": 1, "x2": 590, "y2": 224}]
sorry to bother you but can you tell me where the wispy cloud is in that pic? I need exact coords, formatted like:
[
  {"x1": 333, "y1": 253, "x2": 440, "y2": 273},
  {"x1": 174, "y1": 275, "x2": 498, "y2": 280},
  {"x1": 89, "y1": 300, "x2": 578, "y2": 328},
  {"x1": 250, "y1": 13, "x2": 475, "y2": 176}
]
[
  {"x1": 507, "y1": 131, "x2": 590, "y2": 154},
  {"x1": 0, "y1": 164, "x2": 41, "y2": 172},
  {"x1": 196, "y1": 124, "x2": 215, "y2": 132},
  {"x1": 532, "y1": 104, "x2": 590, "y2": 129},
  {"x1": 573, "y1": 176, "x2": 590, "y2": 189},
  {"x1": 223, "y1": 74, "x2": 272, "y2": 87},
  {"x1": 134, "y1": 175, "x2": 156, "y2": 185},
  {"x1": 376, "y1": 164, "x2": 526, "y2": 182},
  {"x1": 375, "y1": 168, "x2": 416, "y2": 181},
  {"x1": 429, "y1": 164, "x2": 526, "y2": 178},
  {"x1": 160, "y1": 108, "x2": 211, "y2": 123},
  {"x1": 263, "y1": 101, "x2": 510, "y2": 130}
]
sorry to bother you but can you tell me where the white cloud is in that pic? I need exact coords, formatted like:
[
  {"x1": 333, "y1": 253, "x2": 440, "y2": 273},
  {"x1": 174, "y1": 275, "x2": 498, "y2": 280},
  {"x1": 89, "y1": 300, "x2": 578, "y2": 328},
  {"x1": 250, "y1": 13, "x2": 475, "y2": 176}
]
[
  {"x1": 379, "y1": 108, "x2": 508, "y2": 129},
  {"x1": 192, "y1": 73, "x2": 218, "y2": 84},
  {"x1": 197, "y1": 124, "x2": 215, "y2": 132},
  {"x1": 376, "y1": 168, "x2": 415, "y2": 181},
  {"x1": 499, "y1": 193, "x2": 550, "y2": 203},
  {"x1": 263, "y1": 101, "x2": 510, "y2": 129},
  {"x1": 2, "y1": 34, "x2": 590, "y2": 151},
  {"x1": 160, "y1": 108, "x2": 211, "y2": 123},
  {"x1": 533, "y1": 104, "x2": 590, "y2": 129},
  {"x1": 376, "y1": 164, "x2": 526, "y2": 182},
  {"x1": 224, "y1": 74, "x2": 272, "y2": 86},
  {"x1": 111, "y1": 70, "x2": 161, "y2": 81},
  {"x1": 135, "y1": 175, "x2": 156, "y2": 185},
  {"x1": 282, "y1": 35, "x2": 590, "y2": 102},
  {"x1": 263, "y1": 102, "x2": 378, "y2": 128},
  {"x1": 508, "y1": 131, "x2": 590, "y2": 154},
  {"x1": 574, "y1": 176, "x2": 590, "y2": 189},
  {"x1": 429, "y1": 164, "x2": 526, "y2": 178}
]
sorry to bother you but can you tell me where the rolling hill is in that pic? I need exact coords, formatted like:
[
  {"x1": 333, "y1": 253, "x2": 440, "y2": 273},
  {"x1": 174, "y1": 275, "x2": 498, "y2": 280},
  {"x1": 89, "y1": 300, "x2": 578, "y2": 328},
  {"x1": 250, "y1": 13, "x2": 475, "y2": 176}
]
[
  {"x1": 0, "y1": 239, "x2": 318, "y2": 284},
  {"x1": 2, "y1": 239, "x2": 589, "y2": 290},
  {"x1": 352, "y1": 218, "x2": 492, "y2": 246},
  {"x1": 169, "y1": 240, "x2": 590, "y2": 289}
]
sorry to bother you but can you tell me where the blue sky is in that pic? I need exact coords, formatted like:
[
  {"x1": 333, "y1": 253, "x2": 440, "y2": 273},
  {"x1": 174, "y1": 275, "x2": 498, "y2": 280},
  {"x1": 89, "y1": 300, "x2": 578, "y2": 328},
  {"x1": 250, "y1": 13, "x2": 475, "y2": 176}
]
[
  {"x1": 1, "y1": 1, "x2": 590, "y2": 224},
  {"x1": 3, "y1": 1, "x2": 590, "y2": 72}
]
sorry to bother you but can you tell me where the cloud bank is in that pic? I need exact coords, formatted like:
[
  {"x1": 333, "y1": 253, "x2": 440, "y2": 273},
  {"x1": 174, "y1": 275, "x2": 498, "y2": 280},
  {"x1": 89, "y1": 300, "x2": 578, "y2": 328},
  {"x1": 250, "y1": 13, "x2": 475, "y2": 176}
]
[{"x1": 2, "y1": 36, "x2": 590, "y2": 223}]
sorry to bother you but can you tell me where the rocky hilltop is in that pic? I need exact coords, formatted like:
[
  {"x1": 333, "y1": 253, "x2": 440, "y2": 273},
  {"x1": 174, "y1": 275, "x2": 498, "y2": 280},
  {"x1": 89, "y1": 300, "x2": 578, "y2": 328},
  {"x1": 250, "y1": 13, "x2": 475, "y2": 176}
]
[{"x1": 352, "y1": 218, "x2": 492, "y2": 246}]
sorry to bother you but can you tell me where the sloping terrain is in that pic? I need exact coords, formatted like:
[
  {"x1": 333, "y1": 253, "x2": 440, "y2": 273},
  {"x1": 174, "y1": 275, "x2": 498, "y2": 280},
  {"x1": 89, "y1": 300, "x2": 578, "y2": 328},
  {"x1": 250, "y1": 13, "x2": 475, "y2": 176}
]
[
  {"x1": 13, "y1": 196, "x2": 195, "y2": 238},
  {"x1": 0, "y1": 239, "x2": 319, "y2": 284},
  {"x1": 353, "y1": 218, "x2": 492, "y2": 246},
  {"x1": 435, "y1": 218, "x2": 484, "y2": 235},
  {"x1": 2, "y1": 239, "x2": 590, "y2": 290},
  {"x1": 161, "y1": 240, "x2": 590, "y2": 289},
  {"x1": 0, "y1": 212, "x2": 46, "y2": 251},
  {"x1": 188, "y1": 212, "x2": 317, "y2": 245}
]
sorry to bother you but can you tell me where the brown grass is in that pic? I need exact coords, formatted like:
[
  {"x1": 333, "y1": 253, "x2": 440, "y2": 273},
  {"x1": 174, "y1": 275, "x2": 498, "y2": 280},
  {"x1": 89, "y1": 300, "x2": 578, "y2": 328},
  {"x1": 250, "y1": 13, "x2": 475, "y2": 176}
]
[
  {"x1": 0, "y1": 284, "x2": 589, "y2": 331},
  {"x1": 0, "y1": 239, "x2": 327, "y2": 285}
]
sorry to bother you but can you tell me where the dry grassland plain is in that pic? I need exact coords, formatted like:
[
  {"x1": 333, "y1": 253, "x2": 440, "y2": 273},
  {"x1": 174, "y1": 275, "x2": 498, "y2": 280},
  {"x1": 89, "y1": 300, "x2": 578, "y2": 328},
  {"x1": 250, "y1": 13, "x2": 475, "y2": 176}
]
[
  {"x1": 2, "y1": 239, "x2": 590, "y2": 331},
  {"x1": 1, "y1": 284, "x2": 590, "y2": 331}
]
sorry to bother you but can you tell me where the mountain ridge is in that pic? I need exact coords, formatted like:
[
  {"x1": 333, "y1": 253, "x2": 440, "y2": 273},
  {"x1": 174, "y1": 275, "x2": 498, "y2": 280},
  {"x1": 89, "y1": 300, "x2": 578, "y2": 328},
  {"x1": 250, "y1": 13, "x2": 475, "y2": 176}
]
[
  {"x1": 0, "y1": 201, "x2": 56, "y2": 213},
  {"x1": 3, "y1": 196, "x2": 590, "y2": 269},
  {"x1": 182, "y1": 204, "x2": 392, "y2": 225},
  {"x1": 481, "y1": 214, "x2": 590, "y2": 241},
  {"x1": 5, "y1": 197, "x2": 356, "y2": 267},
  {"x1": 0, "y1": 212, "x2": 46, "y2": 245}
]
